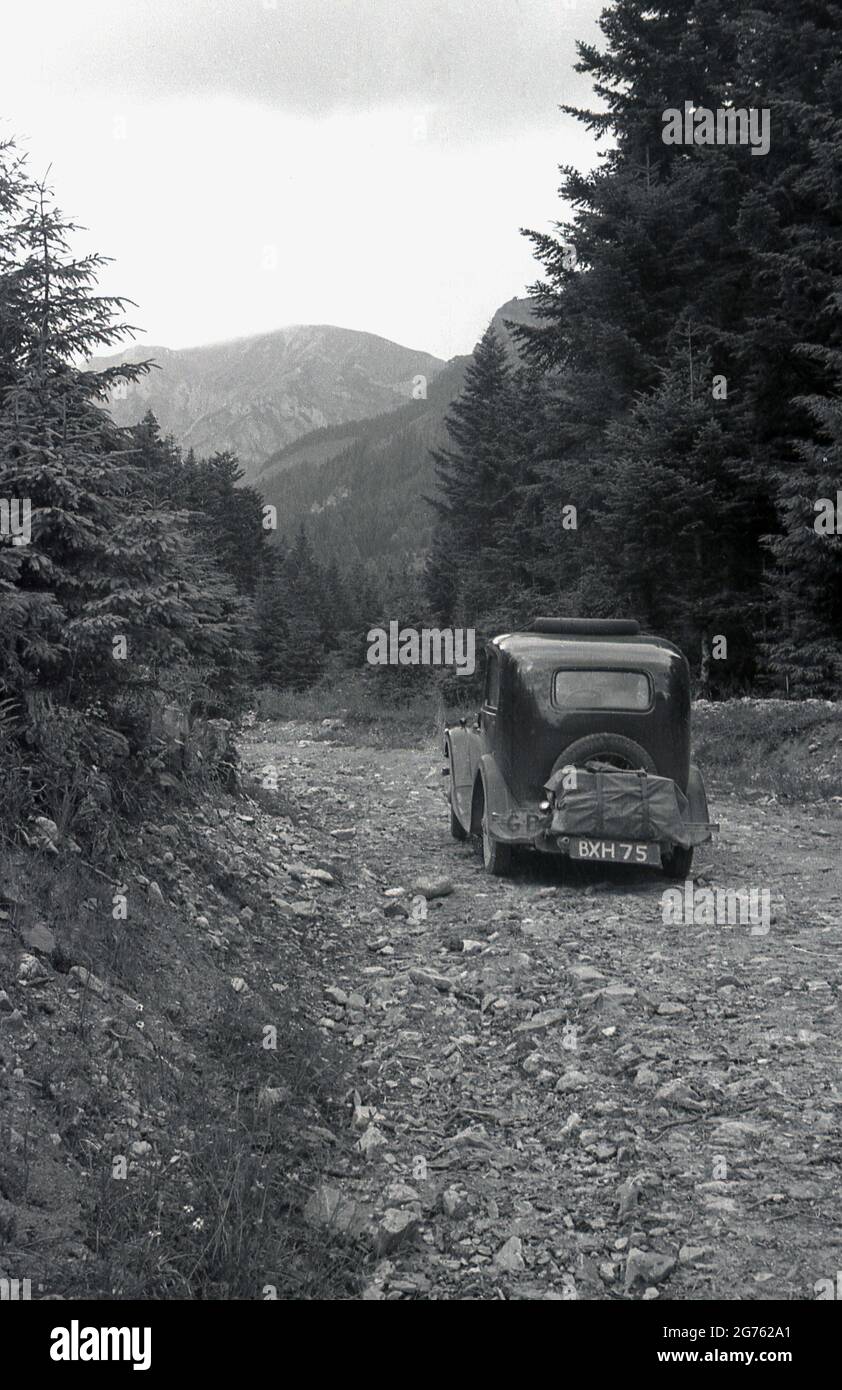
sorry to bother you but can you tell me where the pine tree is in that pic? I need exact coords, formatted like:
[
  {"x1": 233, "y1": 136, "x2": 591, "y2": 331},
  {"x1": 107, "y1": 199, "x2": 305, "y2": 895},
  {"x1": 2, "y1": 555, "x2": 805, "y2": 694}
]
[
  {"x1": 596, "y1": 338, "x2": 763, "y2": 679},
  {"x1": 255, "y1": 528, "x2": 327, "y2": 689},
  {"x1": 181, "y1": 449, "x2": 271, "y2": 594},
  {"x1": 321, "y1": 557, "x2": 354, "y2": 654},
  {"x1": 765, "y1": 357, "x2": 842, "y2": 693},
  {"x1": 427, "y1": 327, "x2": 530, "y2": 624},
  {"x1": 0, "y1": 154, "x2": 166, "y2": 703},
  {"x1": 0, "y1": 139, "x2": 255, "y2": 831}
]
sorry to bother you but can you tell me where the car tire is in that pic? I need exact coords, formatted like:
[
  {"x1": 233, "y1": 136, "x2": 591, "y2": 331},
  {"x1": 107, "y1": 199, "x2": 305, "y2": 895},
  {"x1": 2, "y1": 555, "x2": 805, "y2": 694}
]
[
  {"x1": 662, "y1": 844, "x2": 694, "y2": 879},
  {"x1": 550, "y1": 733, "x2": 657, "y2": 776},
  {"x1": 482, "y1": 814, "x2": 512, "y2": 876},
  {"x1": 450, "y1": 805, "x2": 468, "y2": 841},
  {"x1": 471, "y1": 780, "x2": 512, "y2": 876}
]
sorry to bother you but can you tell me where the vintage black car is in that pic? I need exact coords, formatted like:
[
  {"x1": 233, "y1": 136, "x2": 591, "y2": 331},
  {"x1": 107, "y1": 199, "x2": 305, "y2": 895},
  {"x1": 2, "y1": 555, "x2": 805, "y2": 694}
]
[{"x1": 444, "y1": 617, "x2": 714, "y2": 878}]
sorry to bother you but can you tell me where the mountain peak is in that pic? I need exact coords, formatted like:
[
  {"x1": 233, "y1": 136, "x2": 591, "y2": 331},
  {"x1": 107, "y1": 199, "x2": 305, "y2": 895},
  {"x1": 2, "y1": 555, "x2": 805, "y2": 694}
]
[{"x1": 89, "y1": 325, "x2": 446, "y2": 481}]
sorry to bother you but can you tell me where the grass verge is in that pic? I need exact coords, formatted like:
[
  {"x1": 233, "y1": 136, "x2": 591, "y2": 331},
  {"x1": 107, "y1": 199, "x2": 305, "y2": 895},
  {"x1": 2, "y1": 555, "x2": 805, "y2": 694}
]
[
  {"x1": 693, "y1": 699, "x2": 842, "y2": 801},
  {"x1": 254, "y1": 672, "x2": 475, "y2": 749}
]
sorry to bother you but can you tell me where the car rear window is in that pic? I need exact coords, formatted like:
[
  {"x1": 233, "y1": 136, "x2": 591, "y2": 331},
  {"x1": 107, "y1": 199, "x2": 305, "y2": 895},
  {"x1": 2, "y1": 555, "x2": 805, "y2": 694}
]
[{"x1": 552, "y1": 669, "x2": 652, "y2": 711}]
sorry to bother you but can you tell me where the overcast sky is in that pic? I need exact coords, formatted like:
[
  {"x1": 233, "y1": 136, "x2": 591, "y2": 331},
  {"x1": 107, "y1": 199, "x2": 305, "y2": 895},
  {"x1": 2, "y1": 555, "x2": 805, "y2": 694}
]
[{"x1": 1, "y1": 0, "x2": 606, "y2": 359}]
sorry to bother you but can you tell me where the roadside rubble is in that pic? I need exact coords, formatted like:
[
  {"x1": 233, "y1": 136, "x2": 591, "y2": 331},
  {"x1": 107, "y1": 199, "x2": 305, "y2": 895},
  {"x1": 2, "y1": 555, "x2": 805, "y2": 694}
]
[{"x1": 0, "y1": 761, "x2": 368, "y2": 1297}]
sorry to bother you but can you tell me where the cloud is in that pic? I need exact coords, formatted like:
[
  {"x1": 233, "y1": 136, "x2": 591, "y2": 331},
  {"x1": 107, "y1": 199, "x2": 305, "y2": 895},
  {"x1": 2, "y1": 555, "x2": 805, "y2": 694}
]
[
  {"x1": 0, "y1": 0, "x2": 604, "y2": 357},
  {"x1": 22, "y1": 0, "x2": 598, "y2": 136}
]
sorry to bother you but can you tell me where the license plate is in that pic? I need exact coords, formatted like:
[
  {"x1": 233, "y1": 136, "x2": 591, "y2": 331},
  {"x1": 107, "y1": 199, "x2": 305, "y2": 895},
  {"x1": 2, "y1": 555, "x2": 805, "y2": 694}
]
[{"x1": 568, "y1": 837, "x2": 661, "y2": 866}]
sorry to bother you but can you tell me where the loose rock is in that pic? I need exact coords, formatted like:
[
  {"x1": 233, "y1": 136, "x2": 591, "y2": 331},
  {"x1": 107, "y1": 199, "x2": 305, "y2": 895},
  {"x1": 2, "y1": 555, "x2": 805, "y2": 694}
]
[{"x1": 412, "y1": 876, "x2": 454, "y2": 900}]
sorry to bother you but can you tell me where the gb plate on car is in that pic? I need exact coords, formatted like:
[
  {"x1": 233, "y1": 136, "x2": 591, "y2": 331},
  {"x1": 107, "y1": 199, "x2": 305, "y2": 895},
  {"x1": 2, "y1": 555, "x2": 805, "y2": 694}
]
[{"x1": 567, "y1": 837, "x2": 661, "y2": 866}]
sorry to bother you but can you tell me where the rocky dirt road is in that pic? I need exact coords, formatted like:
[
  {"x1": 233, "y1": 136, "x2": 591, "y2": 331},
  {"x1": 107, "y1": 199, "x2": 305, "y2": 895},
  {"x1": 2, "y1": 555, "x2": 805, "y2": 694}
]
[{"x1": 241, "y1": 719, "x2": 842, "y2": 1302}]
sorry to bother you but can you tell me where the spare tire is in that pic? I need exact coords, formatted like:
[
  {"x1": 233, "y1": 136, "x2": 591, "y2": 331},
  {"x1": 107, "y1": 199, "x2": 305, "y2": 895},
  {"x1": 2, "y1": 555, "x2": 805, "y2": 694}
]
[{"x1": 549, "y1": 733, "x2": 656, "y2": 778}]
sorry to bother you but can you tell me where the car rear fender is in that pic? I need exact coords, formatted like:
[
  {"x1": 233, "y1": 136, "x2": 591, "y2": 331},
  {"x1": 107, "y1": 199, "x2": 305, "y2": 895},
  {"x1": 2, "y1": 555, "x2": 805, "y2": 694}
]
[
  {"x1": 474, "y1": 754, "x2": 519, "y2": 838},
  {"x1": 685, "y1": 763, "x2": 713, "y2": 844}
]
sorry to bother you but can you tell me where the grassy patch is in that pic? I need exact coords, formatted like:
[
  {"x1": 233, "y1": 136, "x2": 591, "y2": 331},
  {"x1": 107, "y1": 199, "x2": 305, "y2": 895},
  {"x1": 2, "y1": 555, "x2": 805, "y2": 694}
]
[
  {"x1": 78, "y1": 991, "x2": 362, "y2": 1301},
  {"x1": 693, "y1": 699, "x2": 842, "y2": 801},
  {"x1": 254, "y1": 671, "x2": 476, "y2": 749}
]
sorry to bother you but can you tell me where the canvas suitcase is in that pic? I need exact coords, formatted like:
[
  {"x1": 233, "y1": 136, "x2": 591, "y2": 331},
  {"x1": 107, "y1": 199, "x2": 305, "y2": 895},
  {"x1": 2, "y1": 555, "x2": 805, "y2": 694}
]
[{"x1": 544, "y1": 767, "x2": 694, "y2": 848}]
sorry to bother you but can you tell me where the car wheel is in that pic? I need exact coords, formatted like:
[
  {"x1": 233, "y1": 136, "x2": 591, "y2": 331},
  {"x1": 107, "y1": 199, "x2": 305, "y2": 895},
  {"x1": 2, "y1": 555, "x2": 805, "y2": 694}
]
[
  {"x1": 482, "y1": 813, "x2": 512, "y2": 876},
  {"x1": 551, "y1": 733, "x2": 657, "y2": 775},
  {"x1": 662, "y1": 844, "x2": 693, "y2": 879},
  {"x1": 471, "y1": 780, "x2": 512, "y2": 876},
  {"x1": 450, "y1": 805, "x2": 468, "y2": 841}
]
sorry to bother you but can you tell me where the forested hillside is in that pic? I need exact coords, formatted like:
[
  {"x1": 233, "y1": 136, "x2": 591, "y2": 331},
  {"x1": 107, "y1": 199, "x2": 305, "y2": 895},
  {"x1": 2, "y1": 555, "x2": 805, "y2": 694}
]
[
  {"x1": 89, "y1": 327, "x2": 446, "y2": 483},
  {"x1": 255, "y1": 298, "x2": 537, "y2": 567},
  {"x1": 257, "y1": 357, "x2": 467, "y2": 567}
]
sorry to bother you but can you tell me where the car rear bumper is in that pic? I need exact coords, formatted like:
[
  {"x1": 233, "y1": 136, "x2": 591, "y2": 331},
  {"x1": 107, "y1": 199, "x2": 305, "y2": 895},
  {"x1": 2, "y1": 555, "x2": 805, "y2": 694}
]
[{"x1": 486, "y1": 782, "x2": 716, "y2": 852}]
